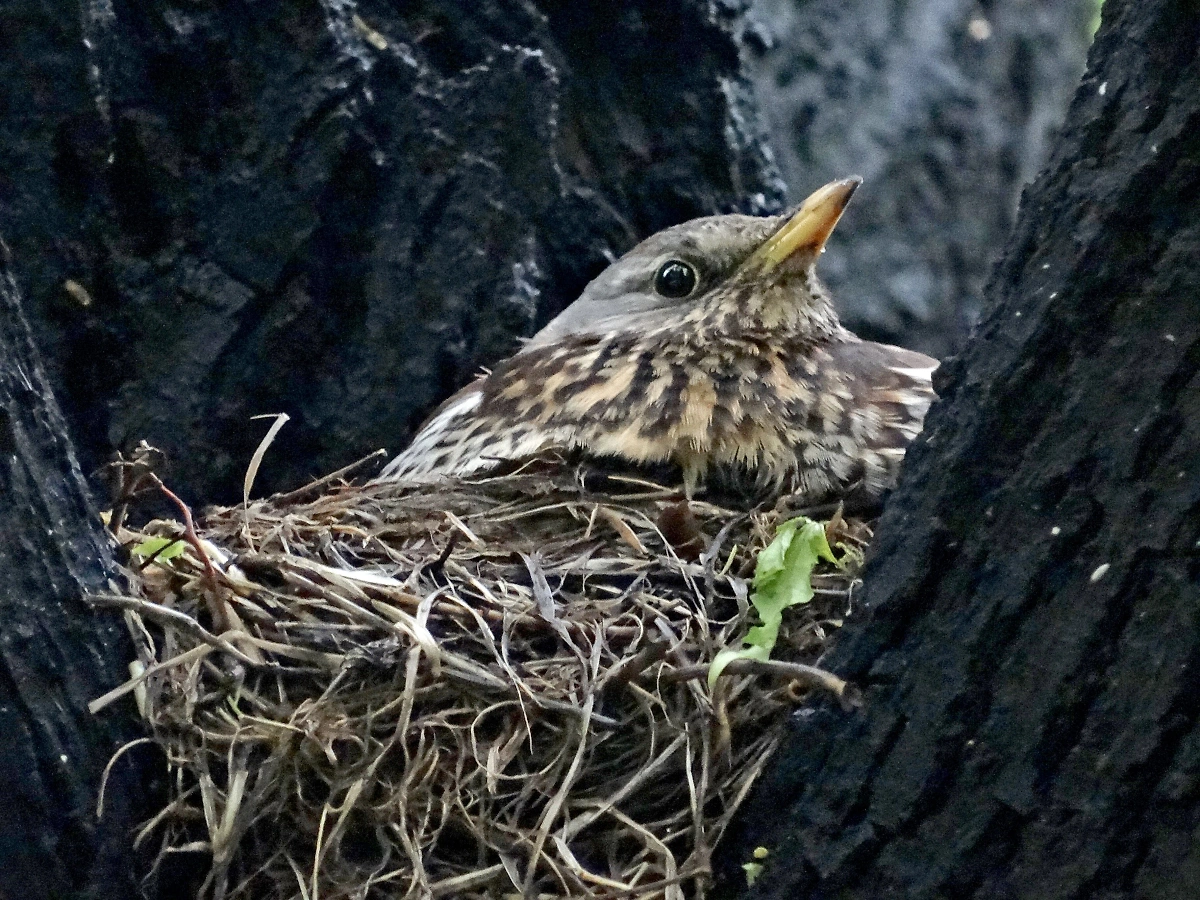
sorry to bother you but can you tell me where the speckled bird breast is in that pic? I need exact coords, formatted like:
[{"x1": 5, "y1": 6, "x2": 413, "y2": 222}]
[{"x1": 475, "y1": 325, "x2": 894, "y2": 496}]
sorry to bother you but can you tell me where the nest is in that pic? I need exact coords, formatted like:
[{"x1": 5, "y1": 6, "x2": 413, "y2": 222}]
[{"x1": 96, "y1": 456, "x2": 868, "y2": 900}]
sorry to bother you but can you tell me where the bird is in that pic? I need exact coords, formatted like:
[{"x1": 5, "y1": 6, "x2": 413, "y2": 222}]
[{"x1": 379, "y1": 178, "x2": 938, "y2": 506}]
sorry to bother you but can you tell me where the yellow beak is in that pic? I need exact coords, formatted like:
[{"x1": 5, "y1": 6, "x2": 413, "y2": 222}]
[{"x1": 746, "y1": 177, "x2": 862, "y2": 273}]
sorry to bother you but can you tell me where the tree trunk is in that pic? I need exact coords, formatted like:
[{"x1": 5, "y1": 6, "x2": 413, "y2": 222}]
[
  {"x1": 724, "y1": 2, "x2": 1200, "y2": 897},
  {"x1": 0, "y1": 243, "x2": 155, "y2": 898}
]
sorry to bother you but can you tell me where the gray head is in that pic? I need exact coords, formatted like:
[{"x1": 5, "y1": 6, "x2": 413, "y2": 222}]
[{"x1": 525, "y1": 178, "x2": 862, "y2": 350}]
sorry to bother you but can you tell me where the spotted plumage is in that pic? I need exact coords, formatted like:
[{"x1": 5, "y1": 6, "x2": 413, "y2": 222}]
[{"x1": 381, "y1": 179, "x2": 938, "y2": 505}]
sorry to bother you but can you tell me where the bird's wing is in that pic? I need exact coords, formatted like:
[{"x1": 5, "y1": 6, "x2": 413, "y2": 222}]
[
  {"x1": 824, "y1": 339, "x2": 939, "y2": 461},
  {"x1": 378, "y1": 379, "x2": 572, "y2": 482},
  {"x1": 381, "y1": 334, "x2": 630, "y2": 482}
]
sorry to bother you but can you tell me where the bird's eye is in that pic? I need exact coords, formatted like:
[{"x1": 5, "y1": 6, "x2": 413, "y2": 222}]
[{"x1": 653, "y1": 260, "x2": 698, "y2": 299}]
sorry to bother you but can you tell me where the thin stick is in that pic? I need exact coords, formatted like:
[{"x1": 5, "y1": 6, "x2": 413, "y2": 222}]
[
  {"x1": 662, "y1": 658, "x2": 862, "y2": 706},
  {"x1": 88, "y1": 644, "x2": 214, "y2": 714},
  {"x1": 149, "y1": 473, "x2": 220, "y2": 586},
  {"x1": 270, "y1": 449, "x2": 389, "y2": 505}
]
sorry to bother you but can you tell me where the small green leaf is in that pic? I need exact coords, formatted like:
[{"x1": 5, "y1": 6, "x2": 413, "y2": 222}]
[
  {"x1": 132, "y1": 536, "x2": 186, "y2": 561},
  {"x1": 709, "y1": 517, "x2": 835, "y2": 688},
  {"x1": 743, "y1": 862, "x2": 764, "y2": 886}
]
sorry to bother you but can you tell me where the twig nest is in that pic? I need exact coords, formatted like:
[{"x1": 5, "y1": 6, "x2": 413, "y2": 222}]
[{"x1": 102, "y1": 465, "x2": 867, "y2": 899}]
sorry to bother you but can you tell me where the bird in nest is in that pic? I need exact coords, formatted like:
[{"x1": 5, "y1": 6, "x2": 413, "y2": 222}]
[{"x1": 380, "y1": 178, "x2": 937, "y2": 507}]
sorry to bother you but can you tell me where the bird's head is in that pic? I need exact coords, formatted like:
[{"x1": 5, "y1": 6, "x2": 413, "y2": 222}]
[{"x1": 526, "y1": 177, "x2": 862, "y2": 350}]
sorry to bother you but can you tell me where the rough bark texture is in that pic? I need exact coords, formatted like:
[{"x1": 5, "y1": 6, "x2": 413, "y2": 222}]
[
  {"x1": 0, "y1": 242, "x2": 154, "y2": 898},
  {"x1": 747, "y1": 0, "x2": 1095, "y2": 357},
  {"x1": 0, "y1": 0, "x2": 784, "y2": 504},
  {"x1": 723, "y1": 2, "x2": 1200, "y2": 897}
]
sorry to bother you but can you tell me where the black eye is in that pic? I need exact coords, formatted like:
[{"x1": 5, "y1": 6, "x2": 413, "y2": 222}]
[{"x1": 654, "y1": 260, "x2": 698, "y2": 299}]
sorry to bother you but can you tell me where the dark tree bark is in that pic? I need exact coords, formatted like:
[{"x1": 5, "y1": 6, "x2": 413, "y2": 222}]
[
  {"x1": 747, "y1": 0, "x2": 1095, "y2": 357},
  {"x1": 0, "y1": 0, "x2": 784, "y2": 504},
  {"x1": 723, "y1": 2, "x2": 1200, "y2": 897},
  {"x1": 0, "y1": 242, "x2": 154, "y2": 898}
]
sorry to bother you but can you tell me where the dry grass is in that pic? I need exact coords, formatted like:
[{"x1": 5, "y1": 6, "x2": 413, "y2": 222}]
[{"x1": 96, "y1": 459, "x2": 867, "y2": 900}]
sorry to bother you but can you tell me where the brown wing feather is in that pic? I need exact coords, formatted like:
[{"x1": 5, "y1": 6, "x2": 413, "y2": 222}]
[{"x1": 824, "y1": 339, "x2": 938, "y2": 462}]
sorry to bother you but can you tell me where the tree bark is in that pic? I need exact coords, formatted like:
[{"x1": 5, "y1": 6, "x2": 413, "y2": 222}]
[
  {"x1": 0, "y1": 0, "x2": 784, "y2": 504},
  {"x1": 724, "y1": 2, "x2": 1200, "y2": 897},
  {"x1": 0, "y1": 242, "x2": 155, "y2": 897}
]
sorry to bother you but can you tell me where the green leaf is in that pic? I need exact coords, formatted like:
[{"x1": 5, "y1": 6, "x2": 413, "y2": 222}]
[
  {"x1": 709, "y1": 517, "x2": 836, "y2": 688},
  {"x1": 131, "y1": 536, "x2": 186, "y2": 562},
  {"x1": 743, "y1": 861, "x2": 764, "y2": 886}
]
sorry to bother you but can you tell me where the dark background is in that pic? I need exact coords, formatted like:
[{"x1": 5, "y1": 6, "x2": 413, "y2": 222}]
[{"x1": 0, "y1": 0, "x2": 1094, "y2": 506}]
